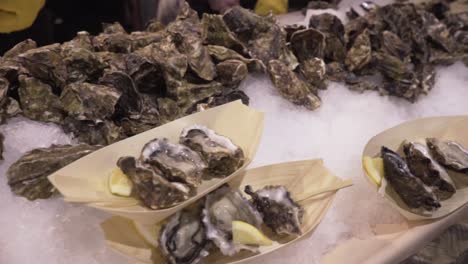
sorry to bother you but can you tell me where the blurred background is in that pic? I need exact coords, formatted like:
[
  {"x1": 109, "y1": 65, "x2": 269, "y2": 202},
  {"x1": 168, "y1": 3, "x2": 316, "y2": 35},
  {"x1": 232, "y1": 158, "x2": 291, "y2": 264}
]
[{"x1": 0, "y1": 0, "x2": 319, "y2": 55}]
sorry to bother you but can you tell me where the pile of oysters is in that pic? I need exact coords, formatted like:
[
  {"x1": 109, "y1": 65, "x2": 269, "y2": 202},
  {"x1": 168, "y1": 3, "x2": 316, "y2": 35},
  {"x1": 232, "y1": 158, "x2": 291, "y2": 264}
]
[
  {"x1": 116, "y1": 125, "x2": 245, "y2": 209},
  {"x1": 381, "y1": 138, "x2": 468, "y2": 213},
  {"x1": 158, "y1": 184, "x2": 304, "y2": 264}
]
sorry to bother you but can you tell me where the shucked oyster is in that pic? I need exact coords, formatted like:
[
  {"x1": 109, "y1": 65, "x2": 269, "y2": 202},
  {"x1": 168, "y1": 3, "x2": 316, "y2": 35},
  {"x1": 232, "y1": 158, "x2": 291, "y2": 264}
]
[
  {"x1": 140, "y1": 138, "x2": 207, "y2": 187},
  {"x1": 381, "y1": 146, "x2": 440, "y2": 211},
  {"x1": 403, "y1": 141, "x2": 456, "y2": 200},
  {"x1": 160, "y1": 206, "x2": 210, "y2": 264},
  {"x1": 180, "y1": 125, "x2": 244, "y2": 177},
  {"x1": 244, "y1": 185, "x2": 304, "y2": 236},
  {"x1": 427, "y1": 138, "x2": 468, "y2": 173},
  {"x1": 117, "y1": 156, "x2": 190, "y2": 209},
  {"x1": 202, "y1": 185, "x2": 263, "y2": 256}
]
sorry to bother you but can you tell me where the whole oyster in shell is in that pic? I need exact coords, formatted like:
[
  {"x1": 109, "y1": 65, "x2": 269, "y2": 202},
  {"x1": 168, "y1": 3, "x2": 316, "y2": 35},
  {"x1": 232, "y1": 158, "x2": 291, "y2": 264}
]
[
  {"x1": 160, "y1": 206, "x2": 210, "y2": 264},
  {"x1": 7, "y1": 144, "x2": 100, "y2": 200},
  {"x1": 427, "y1": 138, "x2": 468, "y2": 173},
  {"x1": 345, "y1": 29, "x2": 372, "y2": 72},
  {"x1": 267, "y1": 60, "x2": 321, "y2": 111},
  {"x1": 215, "y1": 59, "x2": 248, "y2": 90},
  {"x1": 381, "y1": 146, "x2": 440, "y2": 212},
  {"x1": 202, "y1": 185, "x2": 263, "y2": 256},
  {"x1": 140, "y1": 138, "x2": 207, "y2": 187},
  {"x1": 117, "y1": 156, "x2": 191, "y2": 209},
  {"x1": 180, "y1": 125, "x2": 244, "y2": 177},
  {"x1": 403, "y1": 141, "x2": 456, "y2": 200},
  {"x1": 244, "y1": 185, "x2": 304, "y2": 236}
]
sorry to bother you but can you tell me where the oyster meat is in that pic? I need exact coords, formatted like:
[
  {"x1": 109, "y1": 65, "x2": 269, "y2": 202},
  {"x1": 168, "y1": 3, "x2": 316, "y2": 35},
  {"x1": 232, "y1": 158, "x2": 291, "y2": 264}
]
[
  {"x1": 140, "y1": 138, "x2": 207, "y2": 187},
  {"x1": 427, "y1": 138, "x2": 468, "y2": 173},
  {"x1": 180, "y1": 125, "x2": 244, "y2": 177},
  {"x1": 159, "y1": 207, "x2": 210, "y2": 264},
  {"x1": 117, "y1": 156, "x2": 191, "y2": 209},
  {"x1": 202, "y1": 185, "x2": 263, "y2": 256},
  {"x1": 244, "y1": 185, "x2": 304, "y2": 236},
  {"x1": 403, "y1": 141, "x2": 456, "y2": 200},
  {"x1": 7, "y1": 144, "x2": 100, "y2": 200},
  {"x1": 381, "y1": 146, "x2": 440, "y2": 211}
]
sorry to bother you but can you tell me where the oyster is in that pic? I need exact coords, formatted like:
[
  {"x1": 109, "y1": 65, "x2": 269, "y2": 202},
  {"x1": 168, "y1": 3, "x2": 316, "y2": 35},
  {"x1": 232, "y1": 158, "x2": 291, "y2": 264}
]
[
  {"x1": 309, "y1": 13, "x2": 346, "y2": 62},
  {"x1": 124, "y1": 52, "x2": 165, "y2": 95},
  {"x1": 140, "y1": 138, "x2": 206, "y2": 187},
  {"x1": 380, "y1": 31, "x2": 411, "y2": 60},
  {"x1": 207, "y1": 45, "x2": 265, "y2": 72},
  {"x1": 93, "y1": 23, "x2": 132, "y2": 53},
  {"x1": 427, "y1": 138, "x2": 468, "y2": 173},
  {"x1": 403, "y1": 141, "x2": 456, "y2": 200},
  {"x1": 117, "y1": 156, "x2": 191, "y2": 209},
  {"x1": 3, "y1": 39, "x2": 37, "y2": 59},
  {"x1": 283, "y1": 24, "x2": 306, "y2": 43},
  {"x1": 267, "y1": 60, "x2": 321, "y2": 111},
  {"x1": 18, "y1": 75, "x2": 65, "y2": 124},
  {"x1": 299, "y1": 57, "x2": 327, "y2": 90},
  {"x1": 7, "y1": 144, "x2": 100, "y2": 200},
  {"x1": 381, "y1": 146, "x2": 440, "y2": 211},
  {"x1": 215, "y1": 59, "x2": 248, "y2": 90},
  {"x1": 345, "y1": 29, "x2": 372, "y2": 72},
  {"x1": 180, "y1": 125, "x2": 244, "y2": 177},
  {"x1": 244, "y1": 185, "x2": 304, "y2": 236},
  {"x1": 60, "y1": 82, "x2": 121, "y2": 123},
  {"x1": 62, "y1": 46, "x2": 106, "y2": 83},
  {"x1": 160, "y1": 207, "x2": 210, "y2": 264},
  {"x1": 202, "y1": 185, "x2": 263, "y2": 256},
  {"x1": 62, "y1": 117, "x2": 124, "y2": 146},
  {"x1": 201, "y1": 14, "x2": 247, "y2": 54},
  {"x1": 290, "y1": 28, "x2": 326, "y2": 62}
]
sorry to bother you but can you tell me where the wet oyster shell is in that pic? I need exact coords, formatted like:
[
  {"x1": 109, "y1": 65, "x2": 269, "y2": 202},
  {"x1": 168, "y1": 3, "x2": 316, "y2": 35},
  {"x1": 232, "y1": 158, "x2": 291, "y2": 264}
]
[
  {"x1": 17, "y1": 44, "x2": 67, "y2": 88},
  {"x1": 245, "y1": 185, "x2": 304, "y2": 236},
  {"x1": 290, "y1": 28, "x2": 326, "y2": 62},
  {"x1": 267, "y1": 60, "x2": 321, "y2": 111},
  {"x1": 18, "y1": 75, "x2": 65, "y2": 124},
  {"x1": 403, "y1": 141, "x2": 456, "y2": 200},
  {"x1": 381, "y1": 146, "x2": 441, "y2": 211},
  {"x1": 180, "y1": 125, "x2": 244, "y2": 178},
  {"x1": 345, "y1": 29, "x2": 372, "y2": 72},
  {"x1": 201, "y1": 14, "x2": 247, "y2": 55},
  {"x1": 427, "y1": 138, "x2": 468, "y2": 173},
  {"x1": 60, "y1": 82, "x2": 121, "y2": 123},
  {"x1": 202, "y1": 185, "x2": 263, "y2": 256},
  {"x1": 299, "y1": 57, "x2": 327, "y2": 90},
  {"x1": 3, "y1": 39, "x2": 37, "y2": 59},
  {"x1": 117, "y1": 156, "x2": 191, "y2": 209},
  {"x1": 215, "y1": 59, "x2": 248, "y2": 90},
  {"x1": 140, "y1": 138, "x2": 206, "y2": 187},
  {"x1": 7, "y1": 144, "x2": 100, "y2": 200},
  {"x1": 160, "y1": 207, "x2": 210, "y2": 264},
  {"x1": 62, "y1": 117, "x2": 124, "y2": 146}
]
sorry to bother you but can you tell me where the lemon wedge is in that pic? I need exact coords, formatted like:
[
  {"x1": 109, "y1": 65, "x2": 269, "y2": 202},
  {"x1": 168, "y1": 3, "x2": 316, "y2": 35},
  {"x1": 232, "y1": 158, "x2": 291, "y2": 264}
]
[
  {"x1": 134, "y1": 221, "x2": 161, "y2": 248},
  {"x1": 232, "y1": 221, "x2": 273, "y2": 246},
  {"x1": 363, "y1": 156, "x2": 384, "y2": 187},
  {"x1": 109, "y1": 167, "x2": 133, "y2": 197}
]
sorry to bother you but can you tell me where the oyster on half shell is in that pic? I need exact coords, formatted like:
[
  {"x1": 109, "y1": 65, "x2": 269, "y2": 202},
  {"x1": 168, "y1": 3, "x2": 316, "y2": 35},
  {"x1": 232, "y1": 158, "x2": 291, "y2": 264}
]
[
  {"x1": 403, "y1": 141, "x2": 456, "y2": 200},
  {"x1": 244, "y1": 185, "x2": 304, "y2": 236},
  {"x1": 381, "y1": 146, "x2": 440, "y2": 212},
  {"x1": 117, "y1": 156, "x2": 191, "y2": 209},
  {"x1": 427, "y1": 138, "x2": 468, "y2": 173},
  {"x1": 180, "y1": 125, "x2": 244, "y2": 178},
  {"x1": 202, "y1": 185, "x2": 263, "y2": 256},
  {"x1": 159, "y1": 206, "x2": 210, "y2": 264},
  {"x1": 140, "y1": 138, "x2": 207, "y2": 187}
]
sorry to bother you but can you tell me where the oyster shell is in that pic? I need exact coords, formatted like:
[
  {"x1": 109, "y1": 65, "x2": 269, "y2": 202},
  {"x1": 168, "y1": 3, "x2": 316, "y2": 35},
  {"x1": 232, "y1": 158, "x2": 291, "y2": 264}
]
[
  {"x1": 93, "y1": 23, "x2": 132, "y2": 53},
  {"x1": 140, "y1": 138, "x2": 206, "y2": 187},
  {"x1": 62, "y1": 117, "x2": 124, "y2": 146},
  {"x1": 309, "y1": 13, "x2": 346, "y2": 62},
  {"x1": 207, "y1": 45, "x2": 265, "y2": 72},
  {"x1": 380, "y1": 31, "x2": 411, "y2": 61},
  {"x1": 160, "y1": 206, "x2": 210, "y2": 264},
  {"x1": 202, "y1": 185, "x2": 263, "y2": 256},
  {"x1": 18, "y1": 75, "x2": 65, "y2": 124},
  {"x1": 299, "y1": 57, "x2": 327, "y2": 90},
  {"x1": 283, "y1": 24, "x2": 306, "y2": 43},
  {"x1": 201, "y1": 14, "x2": 247, "y2": 55},
  {"x1": 180, "y1": 125, "x2": 244, "y2": 177},
  {"x1": 403, "y1": 141, "x2": 456, "y2": 200},
  {"x1": 345, "y1": 29, "x2": 372, "y2": 72},
  {"x1": 3, "y1": 39, "x2": 37, "y2": 59},
  {"x1": 215, "y1": 59, "x2": 248, "y2": 90},
  {"x1": 290, "y1": 28, "x2": 326, "y2": 62},
  {"x1": 124, "y1": 52, "x2": 165, "y2": 95},
  {"x1": 60, "y1": 82, "x2": 121, "y2": 123},
  {"x1": 117, "y1": 156, "x2": 190, "y2": 209},
  {"x1": 7, "y1": 144, "x2": 100, "y2": 200},
  {"x1": 427, "y1": 138, "x2": 468, "y2": 173},
  {"x1": 381, "y1": 146, "x2": 440, "y2": 211},
  {"x1": 244, "y1": 185, "x2": 304, "y2": 236},
  {"x1": 62, "y1": 46, "x2": 106, "y2": 83},
  {"x1": 267, "y1": 60, "x2": 321, "y2": 110}
]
